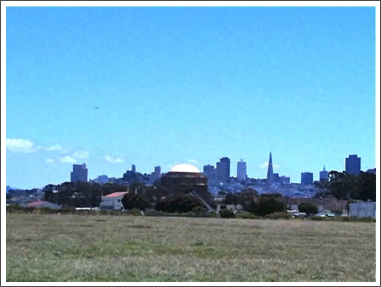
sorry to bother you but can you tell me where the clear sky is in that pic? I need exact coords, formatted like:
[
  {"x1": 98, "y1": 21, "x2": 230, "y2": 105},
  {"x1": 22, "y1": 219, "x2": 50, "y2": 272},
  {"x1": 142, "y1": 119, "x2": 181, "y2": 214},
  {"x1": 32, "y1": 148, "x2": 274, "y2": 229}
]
[{"x1": 6, "y1": 6, "x2": 376, "y2": 189}]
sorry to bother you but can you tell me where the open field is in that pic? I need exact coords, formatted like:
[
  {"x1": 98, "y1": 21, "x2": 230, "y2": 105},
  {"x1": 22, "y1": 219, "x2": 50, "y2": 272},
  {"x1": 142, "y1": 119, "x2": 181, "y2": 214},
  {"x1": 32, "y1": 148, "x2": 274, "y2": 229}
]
[{"x1": 6, "y1": 214, "x2": 375, "y2": 282}]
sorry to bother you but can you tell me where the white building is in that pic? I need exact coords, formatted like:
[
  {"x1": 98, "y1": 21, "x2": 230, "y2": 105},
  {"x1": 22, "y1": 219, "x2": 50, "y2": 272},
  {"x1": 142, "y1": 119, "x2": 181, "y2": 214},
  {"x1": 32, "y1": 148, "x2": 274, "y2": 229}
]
[
  {"x1": 99, "y1": 192, "x2": 128, "y2": 210},
  {"x1": 349, "y1": 202, "x2": 376, "y2": 218},
  {"x1": 237, "y1": 160, "x2": 247, "y2": 181}
]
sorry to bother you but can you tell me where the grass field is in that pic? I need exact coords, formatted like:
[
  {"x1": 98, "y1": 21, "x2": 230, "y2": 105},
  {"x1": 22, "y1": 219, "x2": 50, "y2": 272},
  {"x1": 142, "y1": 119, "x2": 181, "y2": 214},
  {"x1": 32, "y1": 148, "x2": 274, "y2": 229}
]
[{"x1": 6, "y1": 214, "x2": 376, "y2": 282}]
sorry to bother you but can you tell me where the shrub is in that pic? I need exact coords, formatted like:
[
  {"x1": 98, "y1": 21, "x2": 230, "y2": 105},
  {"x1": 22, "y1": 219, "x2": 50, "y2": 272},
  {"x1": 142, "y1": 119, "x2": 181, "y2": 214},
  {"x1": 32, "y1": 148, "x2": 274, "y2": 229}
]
[
  {"x1": 6, "y1": 205, "x2": 33, "y2": 213},
  {"x1": 144, "y1": 210, "x2": 172, "y2": 217},
  {"x1": 183, "y1": 212, "x2": 197, "y2": 217},
  {"x1": 36, "y1": 207, "x2": 55, "y2": 214},
  {"x1": 310, "y1": 215, "x2": 325, "y2": 221},
  {"x1": 191, "y1": 206, "x2": 207, "y2": 216},
  {"x1": 60, "y1": 206, "x2": 76, "y2": 214},
  {"x1": 130, "y1": 208, "x2": 142, "y2": 216},
  {"x1": 298, "y1": 203, "x2": 318, "y2": 215},
  {"x1": 265, "y1": 212, "x2": 292, "y2": 220},
  {"x1": 206, "y1": 211, "x2": 218, "y2": 218},
  {"x1": 220, "y1": 209, "x2": 235, "y2": 219},
  {"x1": 236, "y1": 212, "x2": 261, "y2": 219}
]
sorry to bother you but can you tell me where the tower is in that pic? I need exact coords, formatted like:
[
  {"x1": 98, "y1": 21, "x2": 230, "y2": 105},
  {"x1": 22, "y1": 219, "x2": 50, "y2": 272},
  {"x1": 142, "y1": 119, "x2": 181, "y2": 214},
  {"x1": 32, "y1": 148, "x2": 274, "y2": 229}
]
[
  {"x1": 345, "y1": 155, "x2": 361, "y2": 175},
  {"x1": 70, "y1": 163, "x2": 88, "y2": 183},
  {"x1": 266, "y1": 152, "x2": 274, "y2": 182},
  {"x1": 320, "y1": 166, "x2": 329, "y2": 181},
  {"x1": 216, "y1": 157, "x2": 230, "y2": 182},
  {"x1": 237, "y1": 159, "x2": 247, "y2": 181}
]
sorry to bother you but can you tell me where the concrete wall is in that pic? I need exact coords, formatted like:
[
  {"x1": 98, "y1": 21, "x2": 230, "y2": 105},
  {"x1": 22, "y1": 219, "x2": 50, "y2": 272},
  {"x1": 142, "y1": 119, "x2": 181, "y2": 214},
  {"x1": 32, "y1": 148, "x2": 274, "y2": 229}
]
[{"x1": 349, "y1": 202, "x2": 376, "y2": 218}]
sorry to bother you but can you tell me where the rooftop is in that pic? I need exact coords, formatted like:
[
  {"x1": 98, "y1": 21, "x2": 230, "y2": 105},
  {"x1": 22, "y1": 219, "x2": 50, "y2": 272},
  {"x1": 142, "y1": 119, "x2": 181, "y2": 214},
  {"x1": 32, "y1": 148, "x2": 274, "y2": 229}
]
[
  {"x1": 169, "y1": 164, "x2": 200, "y2": 173},
  {"x1": 104, "y1": 191, "x2": 128, "y2": 198}
]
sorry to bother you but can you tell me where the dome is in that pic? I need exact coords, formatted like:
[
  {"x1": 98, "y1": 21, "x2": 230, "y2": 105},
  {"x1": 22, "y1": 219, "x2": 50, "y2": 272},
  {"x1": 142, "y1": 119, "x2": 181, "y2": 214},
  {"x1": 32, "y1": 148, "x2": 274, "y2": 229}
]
[{"x1": 169, "y1": 164, "x2": 200, "y2": 173}]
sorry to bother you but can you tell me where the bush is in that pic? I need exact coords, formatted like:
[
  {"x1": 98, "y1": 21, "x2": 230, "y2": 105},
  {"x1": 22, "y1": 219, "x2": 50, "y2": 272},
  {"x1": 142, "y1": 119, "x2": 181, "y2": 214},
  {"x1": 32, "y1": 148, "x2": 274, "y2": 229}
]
[
  {"x1": 6, "y1": 205, "x2": 33, "y2": 213},
  {"x1": 36, "y1": 207, "x2": 55, "y2": 214},
  {"x1": 191, "y1": 206, "x2": 207, "y2": 216},
  {"x1": 236, "y1": 212, "x2": 261, "y2": 219},
  {"x1": 220, "y1": 209, "x2": 235, "y2": 219},
  {"x1": 60, "y1": 206, "x2": 76, "y2": 214},
  {"x1": 265, "y1": 212, "x2": 292, "y2": 220},
  {"x1": 183, "y1": 212, "x2": 197, "y2": 217},
  {"x1": 144, "y1": 210, "x2": 172, "y2": 217},
  {"x1": 206, "y1": 211, "x2": 218, "y2": 218},
  {"x1": 129, "y1": 208, "x2": 142, "y2": 216},
  {"x1": 298, "y1": 203, "x2": 318, "y2": 215},
  {"x1": 310, "y1": 215, "x2": 325, "y2": 221}
]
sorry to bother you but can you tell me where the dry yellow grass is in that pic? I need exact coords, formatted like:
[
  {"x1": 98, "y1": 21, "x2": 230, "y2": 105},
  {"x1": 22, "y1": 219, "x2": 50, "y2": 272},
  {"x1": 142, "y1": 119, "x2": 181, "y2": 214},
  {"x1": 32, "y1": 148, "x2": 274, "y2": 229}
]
[{"x1": 6, "y1": 214, "x2": 376, "y2": 282}]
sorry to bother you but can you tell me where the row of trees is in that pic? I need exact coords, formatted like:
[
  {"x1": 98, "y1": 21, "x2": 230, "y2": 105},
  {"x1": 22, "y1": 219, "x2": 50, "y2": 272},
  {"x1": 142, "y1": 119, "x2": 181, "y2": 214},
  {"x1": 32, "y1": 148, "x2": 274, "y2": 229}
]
[
  {"x1": 121, "y1": 193, "x2": 204, "y2": 213},
  {"x1": 43, "y1": 182, "x2": 128, "y2": 207},
  {"x1": 315, "y1": 171, "x2": 376, "y2": 201}
]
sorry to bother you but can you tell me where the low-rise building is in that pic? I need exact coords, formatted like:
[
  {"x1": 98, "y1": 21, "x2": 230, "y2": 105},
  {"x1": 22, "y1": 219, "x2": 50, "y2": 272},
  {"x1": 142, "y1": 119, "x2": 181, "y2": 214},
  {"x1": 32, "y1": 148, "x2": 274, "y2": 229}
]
[
  {"x1": 283, "y1": 197, "x2": 347, "y2": 213},
  {"x1": 99, "y1": 191, "x2": 128, "y2": 210},
  {"x1": 349, "y1": 202, "x2": 376, "y2": 218}
]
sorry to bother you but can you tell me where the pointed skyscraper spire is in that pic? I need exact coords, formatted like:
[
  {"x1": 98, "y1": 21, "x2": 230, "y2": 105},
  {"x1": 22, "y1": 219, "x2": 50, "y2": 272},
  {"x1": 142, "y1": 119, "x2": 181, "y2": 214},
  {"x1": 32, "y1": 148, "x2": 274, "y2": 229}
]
[{"x1": 267, "y1": 152, "x2": 274, "y2": 182}]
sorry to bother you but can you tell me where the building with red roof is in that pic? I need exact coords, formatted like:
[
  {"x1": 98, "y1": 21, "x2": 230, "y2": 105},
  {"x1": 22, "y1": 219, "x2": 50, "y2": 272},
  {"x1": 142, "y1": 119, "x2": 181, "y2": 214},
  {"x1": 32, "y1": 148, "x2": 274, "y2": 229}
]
[{"x1": 100, "y1": 191, "x2": 128, "y2": 210}]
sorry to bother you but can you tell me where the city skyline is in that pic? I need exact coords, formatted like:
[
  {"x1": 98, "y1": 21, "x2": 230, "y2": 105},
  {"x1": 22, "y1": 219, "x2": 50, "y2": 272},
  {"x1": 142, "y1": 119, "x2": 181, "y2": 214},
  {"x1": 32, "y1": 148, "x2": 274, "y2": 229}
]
[{"x1": 5, "y1": 6, "x2": 376, "y2": 189}]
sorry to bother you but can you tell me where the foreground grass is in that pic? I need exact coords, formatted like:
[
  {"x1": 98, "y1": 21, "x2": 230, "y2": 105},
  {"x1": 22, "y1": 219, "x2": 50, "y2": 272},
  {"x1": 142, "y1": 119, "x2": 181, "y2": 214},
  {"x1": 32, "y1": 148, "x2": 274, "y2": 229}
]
[{"x1": 6, "y1": 214, "x2": 375, "y2": 282}]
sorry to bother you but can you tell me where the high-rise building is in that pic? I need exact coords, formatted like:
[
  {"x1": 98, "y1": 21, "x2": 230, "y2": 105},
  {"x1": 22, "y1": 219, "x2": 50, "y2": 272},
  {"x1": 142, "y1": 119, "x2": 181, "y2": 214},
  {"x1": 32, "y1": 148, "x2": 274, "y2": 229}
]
[
  {"x1": 203, "y1": 164, "x2": 217, "y2": 180},
  {"x1": 154, "y1": 166, "x2": 161, "y2": 179},
  {"x1": 93, "y1": 174, "x2": 109, "y2": 184},
  {"x1": 319, "y1": 166, "x2": 329, "y2": 181},
  {"x1": 70, "y1": 163, "x2": 88, "y2": 183},
  {"x1": 216, "y1": 157, "x2": 230, "y2": 182},
  {"x1": 131, "y1": 164, "x2": 136, "y2": 173},
  {"x1": 266, "y1": 152, "x2": 274, "y2": 182},
  {"x1": 273, "y1": 173, "x2": 280, "y2": 182},
  {"x1": 301, "y1": 172, "x2": 313, "y2": 185},
  {"x1": 279, "y1": 176, "x2": 290, "y2": 184},
  {"x1": 237, "y1": 160, "x2": 247, "y2": 181},
  {"x1": 345, "y1": 155, "x2": 361, "y2": 175}
]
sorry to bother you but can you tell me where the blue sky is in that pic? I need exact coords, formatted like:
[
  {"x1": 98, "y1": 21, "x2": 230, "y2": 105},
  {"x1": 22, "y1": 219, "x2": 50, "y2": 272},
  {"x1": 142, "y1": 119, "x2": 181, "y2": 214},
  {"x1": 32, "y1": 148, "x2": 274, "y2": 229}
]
[{"x1": 6, "y1": 7, "x2": 376, "y2": 189}]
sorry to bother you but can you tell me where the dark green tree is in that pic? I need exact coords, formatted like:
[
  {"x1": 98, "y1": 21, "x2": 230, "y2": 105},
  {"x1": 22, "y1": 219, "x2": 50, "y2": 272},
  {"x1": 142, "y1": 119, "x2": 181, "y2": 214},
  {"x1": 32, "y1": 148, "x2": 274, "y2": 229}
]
[
  {"x1": 155, "y1": 194, "x2": 202, "y2": 213},
  {"x1": 250, "y1": 196, "x2": 285, "y2": 216},
  {"x1": 121, "y1": 193, "x2": 151, "y2": 211},
  {"x1": 298, "y1": 203, "x2": 318, "y2": 215}
]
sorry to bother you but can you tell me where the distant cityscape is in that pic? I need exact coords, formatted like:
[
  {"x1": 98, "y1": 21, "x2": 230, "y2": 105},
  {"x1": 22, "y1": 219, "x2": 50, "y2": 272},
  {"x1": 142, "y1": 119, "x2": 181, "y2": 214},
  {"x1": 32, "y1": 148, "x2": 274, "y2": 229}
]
[{"x1": 61, "y1": 152, "x2": 375, "y2": 199}]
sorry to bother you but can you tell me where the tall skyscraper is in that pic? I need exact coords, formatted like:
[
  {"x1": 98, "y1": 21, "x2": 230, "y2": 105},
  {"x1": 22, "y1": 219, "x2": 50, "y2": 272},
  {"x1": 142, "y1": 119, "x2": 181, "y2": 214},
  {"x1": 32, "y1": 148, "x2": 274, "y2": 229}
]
[
  {"x1": 131, "y1": 164, "x2": 136, "y2": 173},
  {"x1": 203, "y1": 164, "x2": 217, "y2": 180},
  {"x1": 345, "y1": 155, "x2": 361, "y2": 175},
  {"x1": 154, "y1": 166, "x2": 161, "y2": 179},
  {"x1": 70, "y1": 163, "x2": 88, "y2": 183},
  {"x1": 266, "y1": 152, "x2": 274, "y2": 182},
  {"x1": 319, "y1": 166, "x2": 329, "y2": 181},
  {"x1": 216, "y1": 157, "x2": 230, "y2": 182},
  {"x1": 237, "y1": 159, "x2": 247, "y2": 181},
  {"x1": 301, "y1": 172, "x2": 313, "y2": 185}
]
